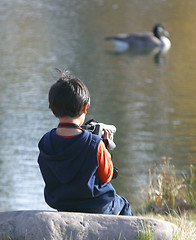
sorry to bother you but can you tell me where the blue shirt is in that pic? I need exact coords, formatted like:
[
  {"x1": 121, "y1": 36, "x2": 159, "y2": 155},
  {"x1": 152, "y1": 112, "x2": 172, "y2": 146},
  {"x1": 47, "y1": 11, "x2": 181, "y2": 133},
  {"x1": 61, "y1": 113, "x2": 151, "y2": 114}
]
[{"x1": 38, "y1": 129, "x2": 116, "y2": 212}]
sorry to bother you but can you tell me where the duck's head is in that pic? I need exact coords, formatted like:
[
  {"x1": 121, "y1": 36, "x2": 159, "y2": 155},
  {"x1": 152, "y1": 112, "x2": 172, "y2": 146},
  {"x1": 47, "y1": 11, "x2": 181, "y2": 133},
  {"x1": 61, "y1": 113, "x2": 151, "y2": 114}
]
[{"x1": 153, "y1": 24, "x2": 169, "y2": 39}]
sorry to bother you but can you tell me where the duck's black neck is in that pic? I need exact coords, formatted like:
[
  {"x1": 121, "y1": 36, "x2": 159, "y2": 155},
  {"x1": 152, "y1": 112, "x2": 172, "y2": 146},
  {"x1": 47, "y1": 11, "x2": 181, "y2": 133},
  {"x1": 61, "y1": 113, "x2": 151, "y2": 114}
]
[
  {"x1": 154, "y1": 29, "x2": 160, "y2": 39},
  {"x1": 153, "y1": 24, "x2": 163, "y2": 39}
]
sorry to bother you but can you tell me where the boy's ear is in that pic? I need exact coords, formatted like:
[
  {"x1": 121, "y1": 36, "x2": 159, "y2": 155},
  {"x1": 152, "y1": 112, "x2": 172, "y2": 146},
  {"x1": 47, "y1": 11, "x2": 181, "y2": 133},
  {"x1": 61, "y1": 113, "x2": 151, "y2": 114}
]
[{"x1": 82, "y1": 103, "x2": 88, "y2": 114}]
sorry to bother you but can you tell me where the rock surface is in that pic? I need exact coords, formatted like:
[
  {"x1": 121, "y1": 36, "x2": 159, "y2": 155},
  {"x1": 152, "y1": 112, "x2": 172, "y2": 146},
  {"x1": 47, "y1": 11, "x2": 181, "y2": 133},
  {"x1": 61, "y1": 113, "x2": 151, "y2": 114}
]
[{"x1": 0, "y1": 211, "x2": 177, "y2": 240}]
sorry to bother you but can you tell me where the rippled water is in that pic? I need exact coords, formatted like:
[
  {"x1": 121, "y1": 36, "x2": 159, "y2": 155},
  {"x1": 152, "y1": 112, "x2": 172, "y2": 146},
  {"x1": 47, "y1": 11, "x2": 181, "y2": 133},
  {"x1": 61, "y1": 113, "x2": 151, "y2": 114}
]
[{"x1": 0, "y1": 0, "x2": 196, "y2": 211}]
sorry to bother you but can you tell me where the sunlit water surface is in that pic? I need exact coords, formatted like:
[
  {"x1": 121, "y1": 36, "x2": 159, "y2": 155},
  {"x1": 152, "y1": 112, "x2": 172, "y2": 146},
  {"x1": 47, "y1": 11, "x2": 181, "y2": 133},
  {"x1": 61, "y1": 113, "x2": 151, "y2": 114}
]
[{"x1": 0, "y1": 0, "x2": 196, "y2": 211}]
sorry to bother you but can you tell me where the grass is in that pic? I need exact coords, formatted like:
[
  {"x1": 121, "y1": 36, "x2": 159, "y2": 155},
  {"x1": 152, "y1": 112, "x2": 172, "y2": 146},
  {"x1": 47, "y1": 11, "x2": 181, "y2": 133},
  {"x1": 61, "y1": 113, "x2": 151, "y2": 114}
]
[
  {"x1": 137, "y1": 158, "x2": 195, "y2": 214},
  {"x1": 135, "y1": 157, "x2": 196, "y2": 240},
  {"x1": 0, "y1": 235, "x2": 12, "y2": 240},
  {"x1": 137, "y1": 220, "x2": 154, "y2": 240},
  {"x1": 139, "y1": 211, "x2": 196, "y2": 240},
  {"x1": 138, "y1": 229, "x2": 153, "y2": 240}
]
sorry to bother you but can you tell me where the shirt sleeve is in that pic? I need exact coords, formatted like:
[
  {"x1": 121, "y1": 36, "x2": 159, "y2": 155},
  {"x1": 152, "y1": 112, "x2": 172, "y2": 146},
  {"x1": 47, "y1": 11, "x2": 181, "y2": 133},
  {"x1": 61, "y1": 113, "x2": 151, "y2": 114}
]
[{"x1": 97, "y1": 140, "x2": 114, "y2": 183}]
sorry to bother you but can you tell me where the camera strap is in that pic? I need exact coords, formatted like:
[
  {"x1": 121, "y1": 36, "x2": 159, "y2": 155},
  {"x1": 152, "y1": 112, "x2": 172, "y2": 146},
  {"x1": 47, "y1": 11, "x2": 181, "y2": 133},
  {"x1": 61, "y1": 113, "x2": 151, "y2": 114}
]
[{"x1": 58, "y1": 122, "x2": 82, "y2": 130}]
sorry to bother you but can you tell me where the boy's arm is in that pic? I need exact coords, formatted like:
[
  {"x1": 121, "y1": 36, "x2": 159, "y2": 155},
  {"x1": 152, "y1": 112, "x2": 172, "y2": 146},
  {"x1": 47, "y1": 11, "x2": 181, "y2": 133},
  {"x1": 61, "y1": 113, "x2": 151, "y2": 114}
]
[{"x1": 97, "y1": 140, "x2": 114, "y2": 183}]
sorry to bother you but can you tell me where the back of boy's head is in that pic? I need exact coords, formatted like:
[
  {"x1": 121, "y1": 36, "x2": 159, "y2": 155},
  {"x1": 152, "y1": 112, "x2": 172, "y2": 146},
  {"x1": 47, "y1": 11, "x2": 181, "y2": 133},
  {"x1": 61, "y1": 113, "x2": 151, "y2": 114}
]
[{"x1": 49, "y1": 76, "x2": 90, "y2": 118}]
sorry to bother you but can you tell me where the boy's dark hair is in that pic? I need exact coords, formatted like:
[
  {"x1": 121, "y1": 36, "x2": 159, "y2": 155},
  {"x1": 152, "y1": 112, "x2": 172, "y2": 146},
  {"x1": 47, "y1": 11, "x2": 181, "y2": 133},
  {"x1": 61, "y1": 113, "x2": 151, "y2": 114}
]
[{"x1": 49, "y1": 77, "x2": 90, "y2": 118}]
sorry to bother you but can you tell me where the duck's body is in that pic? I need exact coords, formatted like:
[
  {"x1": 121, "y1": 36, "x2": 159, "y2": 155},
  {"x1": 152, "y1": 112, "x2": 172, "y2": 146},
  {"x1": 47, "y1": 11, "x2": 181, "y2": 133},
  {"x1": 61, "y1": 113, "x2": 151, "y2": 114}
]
[{"x1": 105, "y1": 24, "x2": 171, "y2": 51}]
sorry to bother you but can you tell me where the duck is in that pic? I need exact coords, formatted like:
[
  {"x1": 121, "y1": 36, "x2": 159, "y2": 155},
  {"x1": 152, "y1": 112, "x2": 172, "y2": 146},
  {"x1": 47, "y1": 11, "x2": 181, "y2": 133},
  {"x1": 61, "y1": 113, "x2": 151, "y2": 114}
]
[{"x1": 105, "y1": 23, "x2": 171, "y2": 51}]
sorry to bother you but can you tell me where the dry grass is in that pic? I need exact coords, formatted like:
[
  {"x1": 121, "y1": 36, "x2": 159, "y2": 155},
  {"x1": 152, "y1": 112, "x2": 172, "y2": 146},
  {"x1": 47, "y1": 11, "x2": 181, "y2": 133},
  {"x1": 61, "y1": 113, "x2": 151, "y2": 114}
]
[
  {"x1": 141, "y1": 211, "x2": 196, "y2": 240},
  {"x1": 135, "y1": 157, "x2": 196, "y2": 240}
]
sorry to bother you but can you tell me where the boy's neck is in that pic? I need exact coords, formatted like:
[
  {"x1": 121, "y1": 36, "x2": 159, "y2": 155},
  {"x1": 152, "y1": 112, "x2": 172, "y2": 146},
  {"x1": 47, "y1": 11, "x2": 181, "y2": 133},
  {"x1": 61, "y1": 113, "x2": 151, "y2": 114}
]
[
  {"x1": 56, "y1": 116, "x2": 85, "y2": 137},
  {"x1": 58, "y1": 115, "x2": 85, "y2": 127}
]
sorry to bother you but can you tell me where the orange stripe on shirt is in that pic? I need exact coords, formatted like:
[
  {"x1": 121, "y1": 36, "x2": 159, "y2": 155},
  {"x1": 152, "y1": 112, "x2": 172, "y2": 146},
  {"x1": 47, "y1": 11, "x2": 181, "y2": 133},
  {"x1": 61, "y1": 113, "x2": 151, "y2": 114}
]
[{"x1": 97, "y1": 140, "x2": 113, "y2": 183}]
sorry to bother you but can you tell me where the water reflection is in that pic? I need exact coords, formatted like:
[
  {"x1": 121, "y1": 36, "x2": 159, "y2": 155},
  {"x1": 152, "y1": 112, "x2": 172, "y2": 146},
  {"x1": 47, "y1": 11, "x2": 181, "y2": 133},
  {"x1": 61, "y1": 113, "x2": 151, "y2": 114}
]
[{"x1": 106, "y1": 45, "x2": 170, "y2": 66}]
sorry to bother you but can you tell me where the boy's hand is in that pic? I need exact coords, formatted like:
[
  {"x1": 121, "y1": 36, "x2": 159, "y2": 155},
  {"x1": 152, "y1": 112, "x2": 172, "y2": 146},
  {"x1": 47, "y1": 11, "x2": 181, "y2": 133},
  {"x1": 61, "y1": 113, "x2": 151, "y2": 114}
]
[{"x1": 103, "y1": 128, "x2": 113, "y2": 141}]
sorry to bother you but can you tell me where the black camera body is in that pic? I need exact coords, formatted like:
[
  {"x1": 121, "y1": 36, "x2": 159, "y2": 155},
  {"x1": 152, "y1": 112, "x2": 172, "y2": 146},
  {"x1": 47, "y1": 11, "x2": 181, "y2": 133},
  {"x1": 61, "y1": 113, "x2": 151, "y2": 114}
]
[{"x1": 82, "y1": 119, "x2": 116, "y2": 137}]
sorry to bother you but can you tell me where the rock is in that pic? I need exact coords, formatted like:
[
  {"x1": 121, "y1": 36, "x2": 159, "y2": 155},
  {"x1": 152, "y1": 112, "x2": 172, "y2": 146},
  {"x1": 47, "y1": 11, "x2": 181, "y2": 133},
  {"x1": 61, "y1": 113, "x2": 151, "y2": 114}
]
[{"x1": 0, "y1": 211, "x2": 177, "y2": 240}]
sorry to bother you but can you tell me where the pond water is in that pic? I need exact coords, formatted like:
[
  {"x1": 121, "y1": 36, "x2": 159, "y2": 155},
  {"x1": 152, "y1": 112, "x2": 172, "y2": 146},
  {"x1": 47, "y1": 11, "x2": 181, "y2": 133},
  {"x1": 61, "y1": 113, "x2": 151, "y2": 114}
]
[{"x1": 0, "y1": 0, "x2": 196, "y2": 211}]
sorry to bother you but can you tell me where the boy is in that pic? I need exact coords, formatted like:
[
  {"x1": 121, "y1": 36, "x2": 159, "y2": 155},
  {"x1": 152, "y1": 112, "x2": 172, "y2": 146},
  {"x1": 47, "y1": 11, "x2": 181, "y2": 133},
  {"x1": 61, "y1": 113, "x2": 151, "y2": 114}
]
[{"x1": 38, "y1": 72, "x2": 133, "y2": 215}]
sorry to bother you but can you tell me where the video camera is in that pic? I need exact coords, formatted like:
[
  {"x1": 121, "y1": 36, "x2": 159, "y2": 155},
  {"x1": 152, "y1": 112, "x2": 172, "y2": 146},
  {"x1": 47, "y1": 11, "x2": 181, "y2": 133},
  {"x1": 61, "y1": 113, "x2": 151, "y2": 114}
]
[
  {"x1": 82, "y1": 119, "x2": 116, "y2": 151},
  {"x1": 82, "y1": 119, "x2": 118, "y2": 179}
]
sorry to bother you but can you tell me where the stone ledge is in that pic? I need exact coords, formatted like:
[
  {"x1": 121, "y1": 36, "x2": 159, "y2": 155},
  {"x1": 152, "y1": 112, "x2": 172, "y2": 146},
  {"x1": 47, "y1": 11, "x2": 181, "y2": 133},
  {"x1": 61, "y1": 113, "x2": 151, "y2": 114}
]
[{"x1": 0, "y1": 211, "x2": 177, "y2": 240}]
